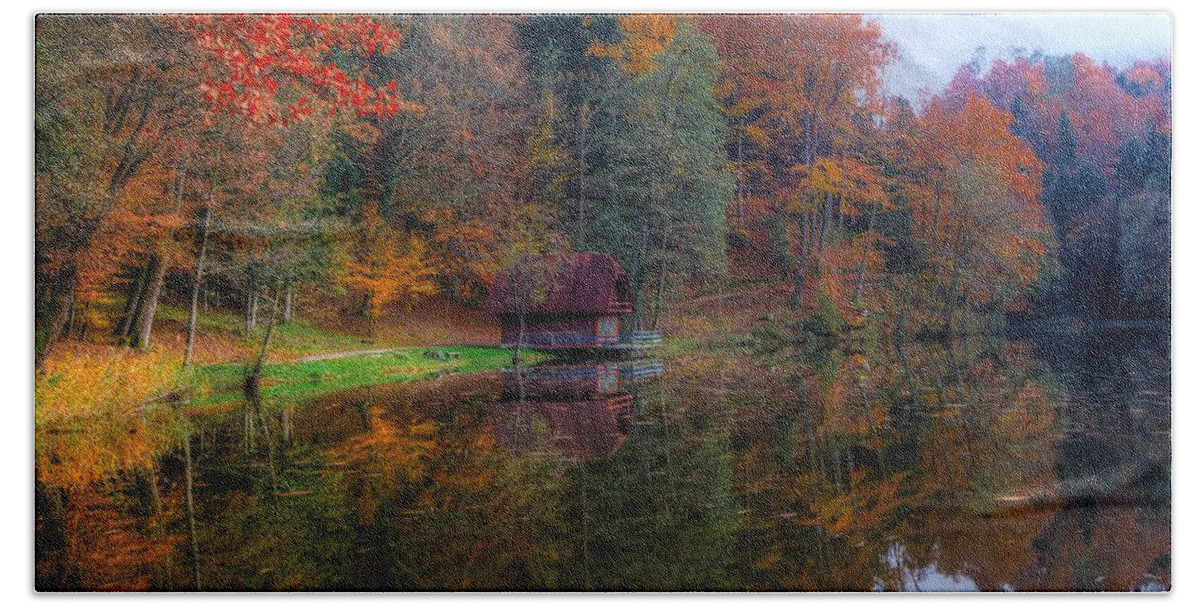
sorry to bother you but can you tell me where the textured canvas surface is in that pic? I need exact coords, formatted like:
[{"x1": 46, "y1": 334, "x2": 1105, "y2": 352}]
[{"x1": 34, "y1": 13, "x2": 1170, "y2": 592}]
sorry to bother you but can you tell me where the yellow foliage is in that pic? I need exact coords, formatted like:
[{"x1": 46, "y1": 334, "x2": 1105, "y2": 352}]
[
  {"x1": 35, "y1": 347, "x2": 184, "y2": 488},
  {"x1": 343, "y1": 224, "x2": 439, "y2": 319},
  {"x1": 587, "y1": 14, "x2": 677, "y2": 76}
]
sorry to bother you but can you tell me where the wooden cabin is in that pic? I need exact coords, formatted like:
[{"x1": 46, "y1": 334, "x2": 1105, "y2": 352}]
[{"x1": 486, "y1": 252, "x2": 637, "y2": 350}]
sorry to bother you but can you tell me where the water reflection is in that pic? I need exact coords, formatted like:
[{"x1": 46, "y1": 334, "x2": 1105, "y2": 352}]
[
  {"x1": 485, "y1": 362, "x2": 661, "y2": 461},
  {"x1": 35, "y1": 332, "x2": 1169, "y2": 591}
]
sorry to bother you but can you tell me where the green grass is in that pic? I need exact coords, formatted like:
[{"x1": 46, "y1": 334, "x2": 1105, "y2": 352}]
[
  {"x1": 157, "y1": 305, "x2": 374, "y2": 355},
  {"x1": 195, "y1": 346, "x2": 541, "y2": 408}
]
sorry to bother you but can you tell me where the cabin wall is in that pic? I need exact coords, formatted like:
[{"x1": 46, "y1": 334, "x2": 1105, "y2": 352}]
[{"x1": 500, "y1": 314, "x2": 605, "y2": 347}]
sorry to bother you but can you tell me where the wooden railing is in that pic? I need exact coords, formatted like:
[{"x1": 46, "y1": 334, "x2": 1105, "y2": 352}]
[
  {"x1": 515, "y1": 330, "x2": 663, "y2": 348},
  {"x1": 626, "y1": 331, "x2": 663, "y2": 345},
  {"x1": 522, "y1": 331, "x2": 600, "y2": 346}
]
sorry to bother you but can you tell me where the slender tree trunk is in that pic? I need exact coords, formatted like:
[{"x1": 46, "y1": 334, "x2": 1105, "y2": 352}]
[
  {"x1": 797, "y1": 203, "x2": 810, "y2": 264},
  {"x1": 182, "y1": 428, "x2": 201, "y2": 591},
  {"x1": 138, "y1": 465, "x2": 163, "y2": 516},
  {"x1": 281, "y1": 286, "x2": 293, "y2": 324},
  {"x1": 651, "y1": 259, "x2": 667, "y2": 331},
  {"x1": 64, "y1": 300, "x2": 77, "y2": 341},
  {"x1": 514, "y1": 311, "x2": 526, "y2": 367},
  {"x1": 124, "y1": 258, "x2": 156, "y2": 344},
  {"x1": 118, "y1": 260, "x2": 152, "y2": 339},
  {"x1": 943, "y1": 262, "x2": 962, "y2": 338},
  {"x1": 244, "y1": 285, "x2": 258, "y2": 333},
  {"x1": 75, "y1": 303, "x2": 90, "y2": 341},
  {"x1": 37, "y1": 272, "x2": 77, "y2": 370},
  {"x1": 137, "y1": 169, "x2": 185, "y2": 352},
  {"x1": 632, "y1": 215, "x2": 651, "y2": 331},
  {"x1": 791, "y1": 272, "x2": 806, "y2": 310},
  {"x1": 250, "y1": 285, "x2": 282, "y2": 380},
  {"x1": 137, "y1": 253, "x2": 168, "y2": 351},
  {"x1": 576, "y1": 102, "x2": 590, "y2": 245},
  {"x1": 819, "y1": 192, "x2": 833, "y2": 253},
  {"x1": 184, "y1": 202, "x2": 213, "y2": 368}
]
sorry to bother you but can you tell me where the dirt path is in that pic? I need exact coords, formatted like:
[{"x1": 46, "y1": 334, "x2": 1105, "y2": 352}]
[{"x1": 296, "y1": 348, "x2": 399, "y2": 362}]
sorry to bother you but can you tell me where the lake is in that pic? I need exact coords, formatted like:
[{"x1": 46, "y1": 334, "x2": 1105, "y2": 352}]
[{"x1": 35, "y1": 330, "x2": 1170, "y2": 591}]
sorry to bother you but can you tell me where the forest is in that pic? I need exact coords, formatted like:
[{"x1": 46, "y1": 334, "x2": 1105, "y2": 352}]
[
  {"x1": 34, "y1": 14, "x2": 1171, "y2": 591},
  {"x1": 35, "y1": 14, "x2": 1170, "y2": 371},
  {"x1": 35, "y1": 14, "x2": 1171, "y2": 366}
]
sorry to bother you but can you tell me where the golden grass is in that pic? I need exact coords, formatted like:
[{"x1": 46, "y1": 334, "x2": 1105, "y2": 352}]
[{"x1": 35, "y1": 345, "x2": 186, "y2": 488}]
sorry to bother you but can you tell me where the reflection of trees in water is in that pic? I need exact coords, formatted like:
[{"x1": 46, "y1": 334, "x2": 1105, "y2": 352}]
[
  {"x1": 1014, "y1": 330, "x2": 1171, "y2": 591},
  {"x1": 735, "y1": 337, "x2": 1057, "y2": 590},
  {"x1": 558, "y1": 359, "x2": 740, "y2": 590},
  {"x1": 738, "y1": 332, "x2": 1168, "y2": 590},
  {"x1": 35, "y1": 398, "x2": 185, "y2": 590},
  {"x1": 35, "y1": 332, "x2": 1169, "y2": 591}
]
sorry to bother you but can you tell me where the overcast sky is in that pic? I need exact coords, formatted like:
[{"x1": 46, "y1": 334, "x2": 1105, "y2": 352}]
[{"x1": 866, "y1": 13, "x2": 1172, "y2": 101}]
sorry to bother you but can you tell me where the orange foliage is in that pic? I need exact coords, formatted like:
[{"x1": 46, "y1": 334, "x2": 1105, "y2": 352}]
[
  {"x1": 912, "y1": 92, "x2": 1053, "y2": 307},
  {"x1": 342, "y1": 203, "x2": 439, "y2": 321},
  {"x1": 588, "y1": 14, "x2": 678, "y2": 76},
  {"x1": 44, "y1": 486, "x2": 183, "y2": 591}
]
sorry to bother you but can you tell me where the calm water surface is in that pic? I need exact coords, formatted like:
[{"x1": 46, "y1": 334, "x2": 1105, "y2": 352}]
[{"x1": 36, "y1": 330, "x2": 1170, "y2": 591}]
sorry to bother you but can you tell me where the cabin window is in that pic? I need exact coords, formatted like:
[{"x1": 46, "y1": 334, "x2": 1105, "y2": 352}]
[
  {"x1": 600, "y1": 372, "x2": 618, "y2": 391},
  {"x1": 598, "y1": 317, "x2": 617, "y2": 337}
]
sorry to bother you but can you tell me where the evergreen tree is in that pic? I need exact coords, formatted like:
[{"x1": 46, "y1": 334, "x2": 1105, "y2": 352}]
[{"x1": 578, "y1": 20, "x2": 733, "y2": 325}]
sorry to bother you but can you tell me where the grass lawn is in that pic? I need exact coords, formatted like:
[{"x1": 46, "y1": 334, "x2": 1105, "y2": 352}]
[
  {"x1": 195, "y1": 346, "x2": 541, "y2": 408},
  {"x1": 155, "y1": 305, "x2": 378, "y2": 359}
]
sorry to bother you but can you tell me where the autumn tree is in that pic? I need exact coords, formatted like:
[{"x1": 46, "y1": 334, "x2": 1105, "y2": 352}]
[
  {"x1": 518, "y1": 15, "x2": 732, "y2": 326},
  {"x1": 939, "y1": 52, "x2": 1171, "y2": 318},
  {"x1": 36, "y1": 15, "x2": 199, "y2": 363},
  {"x1": 35, "y1": 14, "x2": 411, "y2": 365},
  {"x1": 698, "y1": 15, "x2": 896, "y2": 310},
  {"x1": 910, "y1": 92, "x2": 1055, "y2": 326},
  {"x1": 579, "y1": 16, "x2": 733, "y2": 327},
  {"x1": 340, "y1": 202, "x2": 438, "y2": 337}
]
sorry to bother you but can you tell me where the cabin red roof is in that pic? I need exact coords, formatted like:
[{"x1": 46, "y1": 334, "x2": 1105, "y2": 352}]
[{"x1": 485, "y1": 252, "x2": 633, "y2": 315}]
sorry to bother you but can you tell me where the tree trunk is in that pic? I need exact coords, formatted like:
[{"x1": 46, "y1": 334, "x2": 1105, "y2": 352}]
[
  {"x1": 123, "y1": 259, "x2": 156, "y2": 344},
  {"x1": 576, "y1": 102, "x2": 590, "y2": 245},
  {"x1": 117, "y1": 261, "x2": 152, "y2": 339},
  {"x1": 650, "y1": 259, "x2": 667, "y2": 331},
  {"x1": 281, "y1": 286, "x2": 293, "y2": 324},
  {"x1": 245, "y1": 286, "x2": 258, "y2": 333},
  {"x1": 137, "y1": 253, "x2": 168, "y2": 351},
  {"x1": 632, "y1": 215, "x2": 651, "y2": 331},
  {"x1": 36, "y1": 266, "x2": 78, "y2": 370},
  {"x1": 184, "y1": 203, "x2": 213, "y2": 368},
  {"x1": 182, "y1": 427, "x2": 201, "y2": 591},
  {"x1": 819, "y1": 192, "x2": 833, "y2": 253},
  {"x1": 513, "y1": 311, "x2": 526, "y2": 367},
  {"x1": 250, "y1": 285, "x2": 282, "y2": 381},
  {"x1": 790, "y1": 272, "x2": 806, "y2": 310}
]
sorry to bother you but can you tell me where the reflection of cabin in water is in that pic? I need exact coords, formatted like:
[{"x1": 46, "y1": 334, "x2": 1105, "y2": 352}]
[
  {"x1": 485, "y1": 252, "x2": 661, "y2": 352},
  {"x1": 486, "y1": 362, "x2": 662, "y2": 461}
]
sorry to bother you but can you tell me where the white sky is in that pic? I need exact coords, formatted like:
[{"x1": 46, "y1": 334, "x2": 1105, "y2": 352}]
[{"x1": 868, "y1": 13, "x2": 1173, "y2": 101}]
